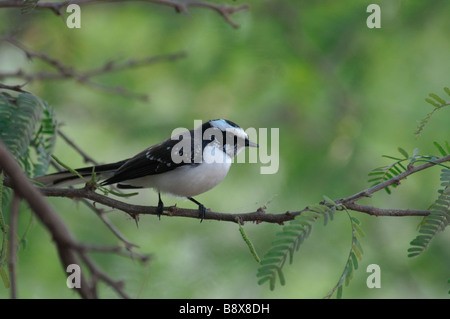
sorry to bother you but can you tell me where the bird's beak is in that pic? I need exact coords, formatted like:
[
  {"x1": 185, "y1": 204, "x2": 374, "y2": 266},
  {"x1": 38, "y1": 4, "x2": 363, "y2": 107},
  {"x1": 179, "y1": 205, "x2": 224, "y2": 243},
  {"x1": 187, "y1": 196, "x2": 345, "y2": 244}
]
[{"x1": 247, "y1": 140, "x2": 259, "y2": 148}]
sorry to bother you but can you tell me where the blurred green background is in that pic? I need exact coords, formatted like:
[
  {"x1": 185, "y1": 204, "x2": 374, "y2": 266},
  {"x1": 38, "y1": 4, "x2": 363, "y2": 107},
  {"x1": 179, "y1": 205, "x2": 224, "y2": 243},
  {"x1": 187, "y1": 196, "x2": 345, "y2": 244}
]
[{"x1": 1, "y1": 0, "x2": 449, "y2": 298}]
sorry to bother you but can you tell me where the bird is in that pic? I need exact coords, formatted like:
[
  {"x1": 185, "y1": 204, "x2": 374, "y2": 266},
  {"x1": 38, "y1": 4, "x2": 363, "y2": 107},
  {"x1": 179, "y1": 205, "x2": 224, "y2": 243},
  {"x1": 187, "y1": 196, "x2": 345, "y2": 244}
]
[{"x1": 35, "y1": 119, "x2": 258, "y2": 221}]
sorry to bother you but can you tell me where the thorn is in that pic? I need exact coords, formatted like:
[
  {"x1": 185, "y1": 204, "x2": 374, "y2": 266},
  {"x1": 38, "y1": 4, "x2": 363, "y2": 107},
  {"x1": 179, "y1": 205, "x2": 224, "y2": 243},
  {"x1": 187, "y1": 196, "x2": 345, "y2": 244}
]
[
  {"x1": 157, "y1": 192, "x2": 164, "y2": 220},
  {"x1": 257, "y1": 206, "x2": 266, "y2": 214},
  {"x1": 133, "y1": 214, "x2": 140, "y2": 228},
  {"x1": 174, "y1": 4, "x2": 188, "y2": 14}
]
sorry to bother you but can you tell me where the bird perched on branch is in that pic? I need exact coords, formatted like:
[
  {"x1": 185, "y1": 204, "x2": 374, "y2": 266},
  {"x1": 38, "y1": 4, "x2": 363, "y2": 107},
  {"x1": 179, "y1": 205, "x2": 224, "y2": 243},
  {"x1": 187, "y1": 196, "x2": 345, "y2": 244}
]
[{"x1": 35, "y1": 119, "x2": 258, "y2": 221}]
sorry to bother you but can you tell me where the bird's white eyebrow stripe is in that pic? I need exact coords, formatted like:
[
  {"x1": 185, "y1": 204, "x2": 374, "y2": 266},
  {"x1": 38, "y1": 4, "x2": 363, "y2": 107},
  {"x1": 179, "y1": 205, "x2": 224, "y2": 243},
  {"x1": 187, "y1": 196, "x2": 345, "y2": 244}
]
[
  {"x1": 210, "y1": 119, "x2": 235, "y2": 131},
  {"x1": 209, "y1": 119, "x2": 248, "y2": 140}
]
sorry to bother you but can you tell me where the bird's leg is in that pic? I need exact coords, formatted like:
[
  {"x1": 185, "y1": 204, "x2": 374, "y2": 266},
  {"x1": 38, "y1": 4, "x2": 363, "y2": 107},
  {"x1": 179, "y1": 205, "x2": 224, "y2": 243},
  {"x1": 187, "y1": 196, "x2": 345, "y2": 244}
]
[
  {"x1": 157, "y1": 192, "x2": 164, "y2": 220},
  {"x1": 188, "y1": 197, "x2": 206, "y2": 223}
]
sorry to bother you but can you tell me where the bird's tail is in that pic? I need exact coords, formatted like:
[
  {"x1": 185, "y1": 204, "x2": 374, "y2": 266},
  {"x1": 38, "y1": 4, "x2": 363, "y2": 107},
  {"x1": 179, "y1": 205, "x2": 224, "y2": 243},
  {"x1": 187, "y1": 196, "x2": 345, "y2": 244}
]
[{"x1": 34, "y1": 160, "x2": 126, "y2": 187}]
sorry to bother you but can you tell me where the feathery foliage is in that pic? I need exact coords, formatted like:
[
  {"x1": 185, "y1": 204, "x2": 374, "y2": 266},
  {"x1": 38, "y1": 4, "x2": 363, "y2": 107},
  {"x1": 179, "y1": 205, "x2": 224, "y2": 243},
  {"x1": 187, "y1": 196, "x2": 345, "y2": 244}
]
[
  {"x1": 415, "y1": 87, "x2": 450, "y2": 136},
  {"x1": 0, "y1": 92, "x2": 57, "y2": 177},
  {"x1": 0, "y1": 173, "x2": 9, "y2": 289},
  {"x1": 256, "y1": 200, "x2": 337, "y2": 291},
  {"x1": 369, "y1": 142, "x2": 449, "y2": 257},
  {"x1": 0, "y1": 91, "x2": 57, "y2": 290},
  {"x1": 368, "y1": 143, "x2": 450, "y2": 194},
  {"x1": 407, "y1": 88, "x2": 450, "y2": 258},
  {"x1": 408, "y1": 168, "x2": 450, "y2": 257},
  {"x1": 325, "y1": 213, "x2": 365, "y2": 299},
  {"x1": 256, "y1": 199, "x2": 365, "y2": 297},
  {"x1": 256, "y1": 208, "x2": 324, "y2": 290},
  {"x1": 368, "y1": 147, "x2": 409, "y2": 194}
]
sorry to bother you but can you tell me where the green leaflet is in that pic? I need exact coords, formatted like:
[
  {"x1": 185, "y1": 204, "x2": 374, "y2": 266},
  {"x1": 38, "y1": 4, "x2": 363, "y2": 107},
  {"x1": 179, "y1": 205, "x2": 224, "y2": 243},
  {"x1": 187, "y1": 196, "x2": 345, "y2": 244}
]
[
  {"x1": 368, "y1": 148, "x2": 409, "y2": 194},
  {"x1": 238, "y1": 222, "x2": 261, "y2": 264},
  {"x1": 0, "y1": 93, "x2": 41, "y2": 162},
  {"x1": 434, "y1": 142, "x2": 448, "y2": 157},
  {"x1": 325, "y1": 213, "x2": 365, "y2": 299},
  {"x1": 256, "y1": 203, "x2": 336, "y2": 291},
  {"x1": 408, "y1": 168, "x2": 450, "y2": 258},
  {"x1": 0, "y1": 92, "x2": 57, "y2": 178},
  {"x1": 255, "y1": 199, "x2": 365, "y2": 295},
  {"x1": 0, "y1": 173, "x2": 10, "y2": 289},
  {"x1": 0, "y1": 173, "x2": 5, "y2": 234},
  {"x1": 397, "y1": 147, "x2": 409, "y2": 159},
  {"x1": 256, "y1": 210, "x2": 319, "y2": 290},
  {"x1": 368, "y1": 144, "x2": 450, "y2": 195},
  {"x1": 415, "y1": 88, "x2": 450, "y2": 136},
  {"x1": 433, "y1": 141, "x2": 450, "y2": 158},
  {"x1": 0, "y1": 92, "x2": 57, "y2": 289},
  {"x1": 0, "y1": 266, "x2": 10, "y2": 289}
]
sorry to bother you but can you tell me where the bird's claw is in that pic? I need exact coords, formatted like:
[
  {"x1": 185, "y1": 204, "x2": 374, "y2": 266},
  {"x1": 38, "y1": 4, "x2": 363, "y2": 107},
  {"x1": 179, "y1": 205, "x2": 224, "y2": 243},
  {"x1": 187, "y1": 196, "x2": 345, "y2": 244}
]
[{"x1": 198, "y1": 204, "x2": 206, "y2": 223}]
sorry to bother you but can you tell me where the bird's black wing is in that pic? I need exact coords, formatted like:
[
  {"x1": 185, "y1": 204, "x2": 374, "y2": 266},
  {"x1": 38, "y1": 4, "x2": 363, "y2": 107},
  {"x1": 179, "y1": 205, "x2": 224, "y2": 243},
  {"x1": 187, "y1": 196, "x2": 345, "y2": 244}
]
[
  {"x1": 34, "y1": 160, "x2": 127, "y2": 187},
  {"x1": 101, "y1": 131, "x2": 203, "y2": 186}
]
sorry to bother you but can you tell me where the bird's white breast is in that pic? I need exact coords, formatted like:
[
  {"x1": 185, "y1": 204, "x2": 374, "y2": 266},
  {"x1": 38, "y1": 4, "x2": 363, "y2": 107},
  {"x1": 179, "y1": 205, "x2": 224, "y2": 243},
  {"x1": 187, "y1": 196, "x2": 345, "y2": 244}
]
[{"x1": 123, "y1": 145, "x2": 232, "y2": 197}]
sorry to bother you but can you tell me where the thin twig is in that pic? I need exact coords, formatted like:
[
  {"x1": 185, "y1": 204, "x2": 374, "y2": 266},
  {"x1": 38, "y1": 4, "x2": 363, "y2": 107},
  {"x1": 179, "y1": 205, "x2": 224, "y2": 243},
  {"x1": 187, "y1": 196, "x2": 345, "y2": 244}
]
[
  {"x1": 8, "y1": 192, "x2": 20, "y2": 299},
  {"x1": 50, "y1": 156, "x2": 139, "y2": 249},
  {"x1": 82, "y1": 199, "x2": 140, "y2": 249},
  {"x1": 0, "y1": 83, "x2": 27, "y2": 93},
  {"x1": 0, "y1": 37, "x2": 186, "y2": 101},
  {"x1": 0, "y1": 140, "x2": 133, "y2": 299},
  {"x1": 30, "y1": 154, "x2": 450, "y2": 223},
  {"x1": 338, "y1": 154, "x2": 450, "y2": 204},
  {"x1": 341, "y1": 202, "x2": 430, "y2": 217},
  {"x1": 76, "y1": 242, "x2": 153, "y2": 263},
  {"x1": 58, "y1": 130, "x2": 99, "y2": 166},
  {"x1": 0, "y1": 0, "x2": 249, "y2": 28},
  {"x1": 4, "y1": 154, "x2": 449, "y2": 225},
  {"x1": 78, "y1": 250, "x2": 130, "y2": 299}
]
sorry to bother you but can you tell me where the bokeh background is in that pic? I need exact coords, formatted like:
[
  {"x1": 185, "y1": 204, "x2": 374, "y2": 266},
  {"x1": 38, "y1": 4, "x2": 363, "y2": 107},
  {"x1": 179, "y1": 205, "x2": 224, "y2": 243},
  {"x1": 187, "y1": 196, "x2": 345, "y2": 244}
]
[{"x1": 0, "y1": 0, "x2": 449, "y2": 298}]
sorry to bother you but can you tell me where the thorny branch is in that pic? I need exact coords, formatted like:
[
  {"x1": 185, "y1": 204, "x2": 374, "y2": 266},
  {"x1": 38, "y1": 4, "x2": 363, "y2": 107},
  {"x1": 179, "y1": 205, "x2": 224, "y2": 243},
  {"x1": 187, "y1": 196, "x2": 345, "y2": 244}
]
[
  {"x1": 0, "y1": 83, "x2": 27, "y2": 93},
  {"x1": 1, "y1": 124, "x2": 449, "y2": 299},
  {"x1": 1, "y1": 135, "x2": 446, "y2": 296},
  {"x1": 19, "y1": 124, "x2": 450, "y2": 224},
  {"x1": 1, "y1": 0, "x2": 447, "y2": 298},
  {"x1": 30, "y1": 142, "x2": 450, "y2": 223},
  {"x1": 33, "y1": 154, "x2": 448, "y2": 224},
  {"x1": 5, "y1": 154, "x2": 450, "y2": 225},
  {"x1": 0, "y1": 0, "x2": 248, "y2": 98},
  {"x1": 8, "y1": 193, "x2": 20, "y2": 299},
  {"x1": 0, "y1": 140, "x2": 151, "y2": 299},
  {"x1": 0, "y1": 0, "x2": 249, "y2": 28},
  {"x1": 49, "y1": 133, "x2": 139, "y2": 249},
  {"x1": 0, "y1": 37, "x2": 187, "y2": 101}
]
